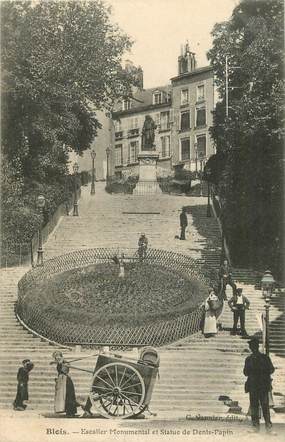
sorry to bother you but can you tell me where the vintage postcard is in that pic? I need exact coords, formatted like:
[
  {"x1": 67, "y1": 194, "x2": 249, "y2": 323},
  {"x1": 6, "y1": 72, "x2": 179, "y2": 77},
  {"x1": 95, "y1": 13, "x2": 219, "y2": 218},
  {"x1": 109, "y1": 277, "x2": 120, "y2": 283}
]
[{"x1": 0, "y1": 0, "x2": 284, "y2": 441}]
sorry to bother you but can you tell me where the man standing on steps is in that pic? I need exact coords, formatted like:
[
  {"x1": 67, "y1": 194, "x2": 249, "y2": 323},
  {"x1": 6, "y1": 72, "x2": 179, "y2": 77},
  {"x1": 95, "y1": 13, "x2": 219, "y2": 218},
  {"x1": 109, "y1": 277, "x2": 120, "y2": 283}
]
[
  {"x1": 218, "y1": 258, "x2": 236, "y2": 299},
  {"x1": 228, "y1": 288, "x2": 250, "y2": 336},
  {"x1": 244, "y1": 338, "x2": 275, "y2": 433},
  {"x1": 138, "y1": 233, "x2": 148, "y2": 261},
  {"x1": 179, "y1": 207, "x2": 188, "y2": 240}
]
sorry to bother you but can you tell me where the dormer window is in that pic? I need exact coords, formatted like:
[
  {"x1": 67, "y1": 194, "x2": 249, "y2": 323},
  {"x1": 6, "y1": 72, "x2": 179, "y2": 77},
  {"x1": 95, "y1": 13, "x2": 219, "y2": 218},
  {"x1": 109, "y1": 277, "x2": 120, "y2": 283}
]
[
  {"x1": 122, "y1": 99, "x2": 131, "y2": 111},
  {"x1": 153, "y1": 91, "x2": 162, "y2": 105}
]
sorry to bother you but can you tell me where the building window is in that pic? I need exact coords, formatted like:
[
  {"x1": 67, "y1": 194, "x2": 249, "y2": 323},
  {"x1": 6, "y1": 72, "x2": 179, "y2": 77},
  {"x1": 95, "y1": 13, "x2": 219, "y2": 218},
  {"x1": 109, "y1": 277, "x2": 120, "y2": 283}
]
[
  {"x1": 196, "y1": 108, "x2": 206, "y2": 127},
  {"x1": 180, "y1": 110, "x2": 190, "y2": 131},
  {"x1": 114, "y1": 120, "x2": 122, "y2": 132},
  {"x1": 129, "y1": 140, "x2": 138, "y2": 163},
  {"x1": 196, "y1": 135, "x2": 206, "y2": 158},
  {"x1": 115, "y1": 145, "x2": 123, "y2": 166},
  {"x1": 181, "y1": 89, "x2": 189, "y2": 105},
  {"x1": 161, "y1": 136, "x2": 170, "y2": 158},
  {"x1": 122, "y1": 99, "x2": 130, "y2": 111},
  {"x1": 197, "y1": 85, "x2": 205, "y2": 101},
  {"x1": 180, "y1": 138, "x2": 190, "y2": 161},
  {"x1": 153, "y1": 92, "x2": 162, "y2": 105},
  {"x1": 128, "y1": 117, "x2": 139, "y2": 130},
  {"x1": 160, "y1": 111, "x2": 170, "y2": 130},
  {"x1": 115, "y1": 131, "x2": 123, "y2": 140}
]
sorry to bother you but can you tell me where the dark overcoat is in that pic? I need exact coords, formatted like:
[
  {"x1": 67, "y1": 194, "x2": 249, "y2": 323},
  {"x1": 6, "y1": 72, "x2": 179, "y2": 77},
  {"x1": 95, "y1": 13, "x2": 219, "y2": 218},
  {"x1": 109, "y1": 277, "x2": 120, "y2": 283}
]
[{"x1": 244, "y1": 352, "x2": 274, "y2": 393}]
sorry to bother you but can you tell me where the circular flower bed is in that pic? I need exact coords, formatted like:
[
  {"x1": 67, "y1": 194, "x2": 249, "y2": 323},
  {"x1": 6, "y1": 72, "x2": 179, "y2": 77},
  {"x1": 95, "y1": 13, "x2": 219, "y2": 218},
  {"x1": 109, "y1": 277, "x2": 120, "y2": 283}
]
[
  {"x1": 17, "y1": 248, "x2": 210, "y2": 345},
  {"x1": 24, "y1": 262, "x2": 207, "y2": 328}
]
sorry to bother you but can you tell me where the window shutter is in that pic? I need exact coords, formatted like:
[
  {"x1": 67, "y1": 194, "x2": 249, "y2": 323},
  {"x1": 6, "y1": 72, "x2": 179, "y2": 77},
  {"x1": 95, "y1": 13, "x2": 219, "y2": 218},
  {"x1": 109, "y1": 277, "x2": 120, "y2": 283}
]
[
  {"x1": 174, "y1": 110, "x2": 179, "y2": 128},
  {"x1": 167, "y1": 136, "x2": 170, "y2": 156}
]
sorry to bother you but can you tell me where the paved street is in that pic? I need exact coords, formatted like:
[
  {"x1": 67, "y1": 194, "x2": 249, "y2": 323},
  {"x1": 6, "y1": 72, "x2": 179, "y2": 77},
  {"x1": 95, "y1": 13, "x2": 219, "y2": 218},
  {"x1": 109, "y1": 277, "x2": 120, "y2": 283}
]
[{"x1": 0, "y1": 410, "x2": 285, "y2": 442}]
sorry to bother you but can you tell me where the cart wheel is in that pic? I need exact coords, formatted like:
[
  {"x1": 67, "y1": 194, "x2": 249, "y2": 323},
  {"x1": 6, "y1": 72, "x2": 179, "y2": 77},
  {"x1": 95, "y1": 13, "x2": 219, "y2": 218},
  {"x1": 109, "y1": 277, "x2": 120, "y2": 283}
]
[{"x1": 89, "y1": 362, "x2": 145, "y2": 419}]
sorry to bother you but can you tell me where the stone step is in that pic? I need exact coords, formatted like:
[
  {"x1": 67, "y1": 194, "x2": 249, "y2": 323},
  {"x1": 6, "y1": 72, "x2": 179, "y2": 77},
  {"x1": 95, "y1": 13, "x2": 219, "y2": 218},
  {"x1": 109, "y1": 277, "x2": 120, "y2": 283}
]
[
  {"x1": 0, "y1": 187, "x2": 283, "y2": 417},
  {"x1": 0, "y1": 382, "x2": 251, "y2": 392},
  {"x1": 0, "y1": 351, "x2": 246, "y2": 371},
  {"x1": 0, "y1": 397, "x2": 227, "y2": 408}
]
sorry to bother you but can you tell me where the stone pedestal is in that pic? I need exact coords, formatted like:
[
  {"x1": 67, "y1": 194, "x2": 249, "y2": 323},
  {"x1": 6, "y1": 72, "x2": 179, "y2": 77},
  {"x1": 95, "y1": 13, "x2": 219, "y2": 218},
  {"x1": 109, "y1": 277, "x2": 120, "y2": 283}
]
[{"x1": 133, "y1": 152, "x2": 162, "y2": 195}]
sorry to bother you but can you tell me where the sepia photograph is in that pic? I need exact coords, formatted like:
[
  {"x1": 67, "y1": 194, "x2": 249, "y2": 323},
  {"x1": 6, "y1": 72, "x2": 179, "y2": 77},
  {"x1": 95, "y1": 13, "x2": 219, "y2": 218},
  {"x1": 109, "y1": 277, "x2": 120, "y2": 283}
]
[{"x1": 0, "y1": 0, "x2": 284, "y2": 441}]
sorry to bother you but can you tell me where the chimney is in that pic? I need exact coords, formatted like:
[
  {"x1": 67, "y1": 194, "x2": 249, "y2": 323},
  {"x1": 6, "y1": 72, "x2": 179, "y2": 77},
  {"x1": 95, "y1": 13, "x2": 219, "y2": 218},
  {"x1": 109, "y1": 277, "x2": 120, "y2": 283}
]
[
  {"x1": 178, "y1": 42, "x2": 197, "y2": 75},
  {"x1": 136, "y1": 66, "x2": 144, "y2": 90}
]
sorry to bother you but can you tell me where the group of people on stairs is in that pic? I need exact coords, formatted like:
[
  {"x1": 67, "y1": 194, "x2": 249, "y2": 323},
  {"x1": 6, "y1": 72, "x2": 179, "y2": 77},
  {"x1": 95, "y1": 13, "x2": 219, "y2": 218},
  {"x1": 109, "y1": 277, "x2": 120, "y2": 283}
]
[
  {"x1": 12, "y1": 341, "x2": 276, "y2": 434},
  {"x1": 201, "y1": 259, "x2": 250, "y2": 338}
]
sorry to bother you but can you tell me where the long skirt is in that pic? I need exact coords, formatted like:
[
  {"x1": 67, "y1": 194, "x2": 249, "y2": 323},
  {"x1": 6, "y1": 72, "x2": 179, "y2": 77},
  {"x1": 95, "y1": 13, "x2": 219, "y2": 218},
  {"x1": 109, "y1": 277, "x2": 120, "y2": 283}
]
[
  {"x1": 55, "y1": 374, "x2": 77, "y2": 416},
  {"x1": 55, "y1": 374, "x2": 66, "y2": 413},
  {"x1": 204, "y1": 310, "x2": 217, "y2": 335},
  {"x1": 14, "y1": 382, "x2": 28, "y2": 408},
  {"x1": 65, "y1": 376, "x2": 77, "y2": 416}
]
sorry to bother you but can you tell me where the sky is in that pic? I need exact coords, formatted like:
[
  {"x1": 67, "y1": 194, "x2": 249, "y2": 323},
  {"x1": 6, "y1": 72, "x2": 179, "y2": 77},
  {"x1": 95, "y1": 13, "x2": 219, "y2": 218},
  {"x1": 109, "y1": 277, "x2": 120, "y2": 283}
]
[{"x1": 107, "y1": 0, "x2": 239, "y2": 88}]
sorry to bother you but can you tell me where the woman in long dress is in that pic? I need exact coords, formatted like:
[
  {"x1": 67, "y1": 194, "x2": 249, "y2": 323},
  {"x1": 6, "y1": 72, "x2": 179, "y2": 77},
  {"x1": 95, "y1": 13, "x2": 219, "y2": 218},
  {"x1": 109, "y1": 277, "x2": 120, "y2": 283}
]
[
  {"x1": 13, "y1": 359, "x2": 34, "y2": 410},
  {"x1": 203, "y1": 290, "x2": 221, "y2": 337},
  {"x1": 52, "y1": 352, "x2": 78, "y2": 417}
]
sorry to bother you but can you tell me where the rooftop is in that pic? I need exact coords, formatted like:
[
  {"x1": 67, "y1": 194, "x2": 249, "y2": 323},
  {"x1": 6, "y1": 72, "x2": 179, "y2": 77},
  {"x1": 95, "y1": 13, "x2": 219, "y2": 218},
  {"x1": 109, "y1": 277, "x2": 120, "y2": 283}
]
[
  {"x1": 113, "y1": 84, "x2": 172, "y2": 116},
  {"x1": 171, "y1": 65, "x2": 213, "y2": 82}
]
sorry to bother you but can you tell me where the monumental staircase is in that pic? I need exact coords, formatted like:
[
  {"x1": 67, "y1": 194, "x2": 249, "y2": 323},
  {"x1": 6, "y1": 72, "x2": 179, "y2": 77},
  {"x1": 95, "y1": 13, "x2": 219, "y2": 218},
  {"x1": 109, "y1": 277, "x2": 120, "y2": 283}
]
[{"x1": 0, "y1": 183, "x2": 284, "y2": 417}]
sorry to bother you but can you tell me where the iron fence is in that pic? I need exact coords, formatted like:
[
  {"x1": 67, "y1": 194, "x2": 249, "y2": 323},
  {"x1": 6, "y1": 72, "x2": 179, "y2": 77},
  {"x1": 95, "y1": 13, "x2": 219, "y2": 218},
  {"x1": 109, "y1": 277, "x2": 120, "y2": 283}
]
[
  {"x1": 0, "y1": 242, "x2": 32, "y2": 268},
  {"x1": 1, "y1": 188, "x2": 80, "y2": 269},
  {"x1": 17, "y1": 248, "x2": 209, "y2": 347}
]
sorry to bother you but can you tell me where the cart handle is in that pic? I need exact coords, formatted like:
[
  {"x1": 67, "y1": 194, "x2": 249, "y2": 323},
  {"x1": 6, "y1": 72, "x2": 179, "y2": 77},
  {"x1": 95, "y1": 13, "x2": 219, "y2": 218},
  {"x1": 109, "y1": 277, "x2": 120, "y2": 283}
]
[{"x1": 67, "y1": 365, "x2": 94, "y2": 374}]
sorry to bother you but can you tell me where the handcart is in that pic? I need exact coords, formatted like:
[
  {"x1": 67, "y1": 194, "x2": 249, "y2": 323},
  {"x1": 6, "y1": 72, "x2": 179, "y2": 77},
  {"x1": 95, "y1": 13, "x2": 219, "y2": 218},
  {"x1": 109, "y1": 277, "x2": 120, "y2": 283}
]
[{"x1": 67, "y1": 347, "x2": 159, "y2": 419}]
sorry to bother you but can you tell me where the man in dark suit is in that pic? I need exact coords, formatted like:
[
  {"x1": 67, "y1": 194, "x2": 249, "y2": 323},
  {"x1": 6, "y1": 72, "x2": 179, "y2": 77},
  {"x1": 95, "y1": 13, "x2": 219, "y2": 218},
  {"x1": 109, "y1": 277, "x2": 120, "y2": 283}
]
[
  {"x1": 138, "y1": 233, "x2": 148, "y2": 261},
  {"x1": 228, "y1": 288, "x2": 250, "y2": 336},
  {"x1": 180, "y1": 207, "x2": 188, "y2": 240},
  {"x1": 218, "y1": 258, "x2": 236, "y2": 298},
  {"x1": 244, "y1": 338, "x2": 275, "y2": 433}
]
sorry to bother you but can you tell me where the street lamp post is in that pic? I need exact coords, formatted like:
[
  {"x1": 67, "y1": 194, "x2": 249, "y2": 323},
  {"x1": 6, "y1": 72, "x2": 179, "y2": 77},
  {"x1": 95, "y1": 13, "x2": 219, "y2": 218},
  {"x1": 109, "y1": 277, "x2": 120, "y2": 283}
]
[
  {"x1": 194, "y1": 142, "x2": 198, "y2": 178},
  {"x1": 73, "y1": 162, "x2": 79, "y2": 216},
  {"x1": 36, "y1": 194, "x2": 45, "y2": 266},
  {"x1": 106, "y1": 146, "x2": 111, "y2": 183},
  {"x1": 90, "y1": 149, "x2": 96, "y2": 195},
  {"x1": 205, "y1": 167, "x2": 212, "y2": 217},
  {"x1": 261, "y1": 270, "x2": 275, "y2": 356},
  {"x1": 199, "y1": 159, "x2": 203, "y2": 197}
]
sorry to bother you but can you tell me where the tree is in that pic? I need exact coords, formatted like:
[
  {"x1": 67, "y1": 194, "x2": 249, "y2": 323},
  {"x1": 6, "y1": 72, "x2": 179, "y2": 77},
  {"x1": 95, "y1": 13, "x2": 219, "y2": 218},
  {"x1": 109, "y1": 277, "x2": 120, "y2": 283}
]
[
  {"x1": 1, "y1": 0, "x2": 136, "y2": 181},
  {"x1": 1, "y1": 0, "x2": 137, "y2": 259},
  {"x1": 207, "y1": 0, "x2": 284, "y2": 279}
]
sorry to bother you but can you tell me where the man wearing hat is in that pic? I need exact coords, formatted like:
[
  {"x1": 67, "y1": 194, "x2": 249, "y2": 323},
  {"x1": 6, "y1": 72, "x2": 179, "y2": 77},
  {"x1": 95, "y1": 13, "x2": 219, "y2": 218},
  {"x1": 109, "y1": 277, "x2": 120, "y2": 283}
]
[
  {"x1": 244, "y1": 338, "x2": 275, "y2": 432},
  {"x1": 13, "y1": 359, "x2": 34, "y2": 411},
  {"x1": 228, "y1": 287, "x2": 250, "y2": 336},
  {"x1": 138, "y1": 233, "x2": 148, "y2": 260},
  {"x1": 179, "y1": 207, "x2": 188, "y2": 240}
]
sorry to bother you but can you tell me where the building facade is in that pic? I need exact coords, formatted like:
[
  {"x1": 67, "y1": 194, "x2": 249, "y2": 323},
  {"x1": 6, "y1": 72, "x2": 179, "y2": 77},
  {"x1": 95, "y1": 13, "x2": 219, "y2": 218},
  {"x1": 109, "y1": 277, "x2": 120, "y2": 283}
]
[
  {"x1": 74, "y1": 110, "x2": 111, "y2": 181},
  {"x1": 111, "y1": 44, "x2": 215, "y2": 178}
]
